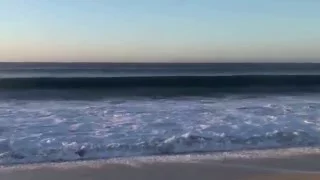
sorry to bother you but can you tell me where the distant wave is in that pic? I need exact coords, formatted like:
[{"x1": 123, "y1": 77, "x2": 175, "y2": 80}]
[{"x1": 1, "y1": 75, "x2": 320, "y2": 90}]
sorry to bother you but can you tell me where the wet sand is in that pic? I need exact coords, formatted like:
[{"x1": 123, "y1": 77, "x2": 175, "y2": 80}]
[{"x1": 1, "y1": 154, "x2": 320, "y2": 180}]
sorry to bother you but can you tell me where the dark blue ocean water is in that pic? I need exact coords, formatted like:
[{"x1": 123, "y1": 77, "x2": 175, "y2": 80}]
[
  {"x1": 1, "y1": 63, "x2": 320, "y2": 165},
  {"x1": 1, "y1": 62, "x2": 320, "y2": 78}
]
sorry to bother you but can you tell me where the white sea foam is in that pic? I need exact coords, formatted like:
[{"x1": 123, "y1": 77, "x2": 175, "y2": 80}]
[{"x1": 1, "y1": 94, "x2": 320, "y2": 164}]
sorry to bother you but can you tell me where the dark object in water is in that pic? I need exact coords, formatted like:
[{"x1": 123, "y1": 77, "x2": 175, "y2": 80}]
[{"x1": 75, "y1": 148, "x2": 86, "y2": 157}]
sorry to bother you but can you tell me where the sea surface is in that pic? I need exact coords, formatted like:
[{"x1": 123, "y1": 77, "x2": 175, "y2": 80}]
[{"x1": 1, "y1": 63, "x2": 320, "y2": 165}]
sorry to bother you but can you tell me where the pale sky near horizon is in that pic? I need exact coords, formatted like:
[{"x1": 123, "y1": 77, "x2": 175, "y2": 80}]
[{"x1": 1, "y1": 0, "x2": 320, "y2": 62}]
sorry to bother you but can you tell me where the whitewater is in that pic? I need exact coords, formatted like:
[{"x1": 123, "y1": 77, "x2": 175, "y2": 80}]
[{"x1": 1, "y1": 93, "x2": 320, "y2": 165}]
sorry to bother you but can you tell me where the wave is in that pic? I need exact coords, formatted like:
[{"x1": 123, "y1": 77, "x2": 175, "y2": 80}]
[{"x1": 1, "y1": 75, "x2": 320, "y2": 90}]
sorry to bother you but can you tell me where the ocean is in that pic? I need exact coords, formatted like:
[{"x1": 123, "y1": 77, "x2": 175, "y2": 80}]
[{"x1": 1, "y1": 62, "x2": 320, "y2": 165}]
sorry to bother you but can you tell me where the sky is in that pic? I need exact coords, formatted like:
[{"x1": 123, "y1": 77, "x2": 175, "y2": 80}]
[{"x1": 1, "y1": 0, "x2": 320, "y2": 62}]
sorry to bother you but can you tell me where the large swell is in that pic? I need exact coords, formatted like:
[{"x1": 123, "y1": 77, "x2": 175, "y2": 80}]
[
  {"x1": 1, "y1": 94, "x2": 320, "y2": 165},
  {"x1": 2, "y1": 63, "x2": 320, "y2": 91},
  {"x1": 1, "y1": 75, "x2": 320, "y2": 90}
]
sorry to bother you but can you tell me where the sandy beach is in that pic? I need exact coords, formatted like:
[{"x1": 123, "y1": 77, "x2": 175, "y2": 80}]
[{"x1": 1, "y1": 153, "x2": 320, "y2": 180}]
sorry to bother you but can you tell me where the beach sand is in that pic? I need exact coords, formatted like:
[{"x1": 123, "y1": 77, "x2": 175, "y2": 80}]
[{"x1": 1, "y1": 154, "x2": 320, "y2": 180}]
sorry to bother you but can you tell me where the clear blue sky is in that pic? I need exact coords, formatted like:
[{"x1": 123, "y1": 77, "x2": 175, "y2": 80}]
[{"x1": 1, "y1": 0, "x2": 320, "y2": 62}]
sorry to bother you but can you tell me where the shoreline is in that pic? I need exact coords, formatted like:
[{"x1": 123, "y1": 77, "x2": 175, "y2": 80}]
[
  {"x1": 1, "y1": 147, "x2": 320, "y2": 180},
  {"x1": 1, "y1": 147, "x2": 320, "y2": 169}
]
